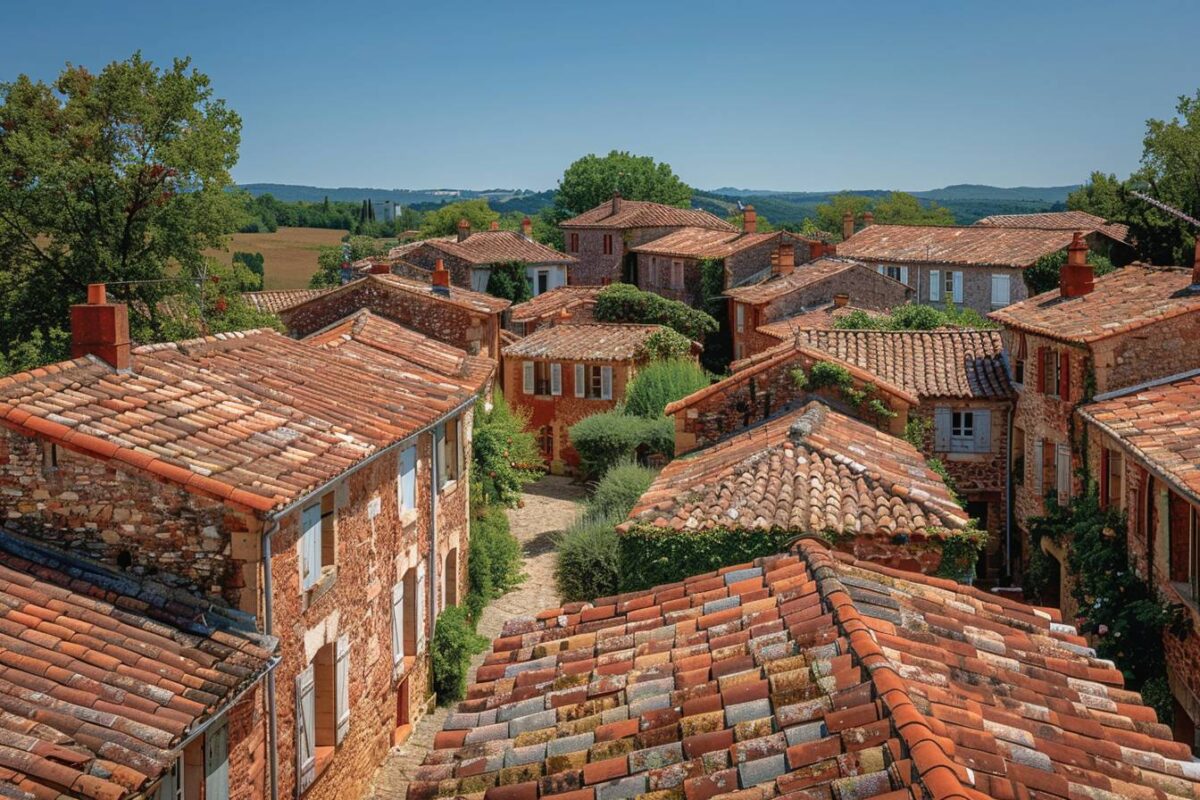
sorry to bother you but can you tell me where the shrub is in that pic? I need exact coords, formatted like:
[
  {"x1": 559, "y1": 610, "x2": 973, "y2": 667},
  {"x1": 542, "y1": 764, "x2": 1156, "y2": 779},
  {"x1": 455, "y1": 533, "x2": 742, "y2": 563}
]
[
  {"x1": 625, "y1": 359, "x2": 710, "y2": 419},
  {"x1": 555, "y1": 513, "x2": 622, "y2": 601},
  {"x1": 589, "y1": 461, "x2": 657, "y2": 519},
  {"x1": 832, "y1": 301, "x2": 997, "y2": 331},
  {"x1": 466, "y1": 503, "x2": 524, "y2": 622},
  {"x1": 594, "y1": 283, "x2": 718, "y2": 341},
  {"x1": 617, "y1": 526, "x2": 796, "y2": 591},
  {"x1": 431, "y1": 605, "x2": 487, "y2": 704},
  {"x1": 637, "y1": 328, "x2": 696, "y2": 361},
  {"x1": 1025, "y1": 249, "x2": 1114, "y2": 296},
  {"x1": 485, "y1": 260, "x2": 533, "y2": 304},
  {"x1": 570, "y1": 411, "x2": 674, "y2": 477},
  {"x1": 641, "y1": 416, "x2": 676, "y2": 459},
  {"x1": 808, "y1": 361, "x2": 853, "y2": 390},
  {"x1": 473, "y1": 395, "x2": 544, "y2": 507}
]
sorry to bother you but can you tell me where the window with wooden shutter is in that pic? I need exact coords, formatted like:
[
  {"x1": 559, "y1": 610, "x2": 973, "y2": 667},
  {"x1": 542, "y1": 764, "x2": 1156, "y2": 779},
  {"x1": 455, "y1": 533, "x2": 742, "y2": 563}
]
[
  {"x1": 296, "y1": 665, "x2": 316, "y2": 793},
  {"x1": 735, "y1": 304, "x2": 745, "y2": 333},
  {"x1": 929, "y1": 270, "x2": 941, "y2": 302},
  {"x1": 1058, "y1": 351, "x2": 1071, "y2": 401},
  {"x1": 600, "y1": 366, "x2": 613, "y2": 401},
  {"x1": 415, "y1": 563, "x2": 426, "y2": 653},
  {"x1": 990, "y1": 274, "x2": 1011, "y2": 308},
  {"x1": 204, "y1": 716, "x2": 229, "y2": 800},
  {"x1": 398, "y1": 447, "x2": 416, "y2": 513},
  {"x1": 1055, "y1": 443, "x2": 1071, "y2": 504},
  {"x1": 898, "y1": 266, "x2": 909, "y2": 286},
  {"x1": 951, "y1": 271, "x2": 964, "y2": 304},
  {"x1": 550, "y1": 363, "x2": 562, "y2": 396},
  {"x1": 603, "y1": 234, "x2": 613, "y2": 255},
  {"x1": 391, "y1": 582, "x2": 404, "y2": 666},
  {"x1": 569, "y1": 233, "x2": 579, "y2": 253},
  {"x1": 574, "y1": 364, "x2": 585, "y2": 398},
  {"x1": 933, "y1": 408, "x2": 951, "y2": 451},
  {"x1": 671, "y1": 261, "x2": 684, "y2": 289},
  {"x1": 522, "y1": 361, "x2": 534, "y2": 394},
  {"x1": 299, "y1": 504, "x2": 322, "y2": 593},
  {"x1": 1030, "y1": 437, "x2": 1043, "y2": 496},
  {"x1": 335, "y1": 634, "x2": 350, "y2": 745},
  {"x1": 972, "y1": 410, "x2": 991, "y2": 453},
  {"x1": 155, "y1": 758, "x2": 184, "y2": 800}
]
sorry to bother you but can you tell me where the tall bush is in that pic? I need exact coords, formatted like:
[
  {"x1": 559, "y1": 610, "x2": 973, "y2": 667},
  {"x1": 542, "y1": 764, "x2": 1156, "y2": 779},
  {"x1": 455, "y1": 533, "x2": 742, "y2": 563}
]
[
  {"x1": 431, "y1": 605, "x2": 487, "y2": 704},
  {"x1": 569, "y1": 411, "x2": 673, "y2": 478},
  {"x1": 555, "y1": 513, "x2": 622, "y2": 602},
  {"x1": 473, "y1": 395, "x2": 543, "y2": 507},
  {"x1": 466, "y1": 503, "x2": 523, "y2": 622},
  {"x1": 594, "y1": 283, "x2": 717, "y2": 341},
  {"x1": 624, "y1": 359, "x2": 710, "y2": 419},
  {"x1": 589, "y1": 461, "x2": 657, "y2": 519}
]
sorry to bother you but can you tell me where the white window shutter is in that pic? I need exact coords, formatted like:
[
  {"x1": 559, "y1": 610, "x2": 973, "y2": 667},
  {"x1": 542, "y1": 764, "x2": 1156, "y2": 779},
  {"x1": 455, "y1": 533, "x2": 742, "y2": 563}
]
[
  {"x1": 933, "y1": 408, "x2": 951, "y2": 451},
  {"x1": 1056, "y1": 444, "x2": 1071, "y2": 502},
  {"x1": 390, "y1": 582, "x2": 404, "y2": 665},
  {"x1": 550, "y1": 363, "x2": 562, "y2": 396},
  {"x1": 973, "y1": 410, "x2": 992, "y2": 453},
  {"x1": 295, "y1": 665, "x2": 316, "y2": 794},
  {"x1": 299, "y1": 505, "x2": 321, "y2": 592},
  {"x1": 929, "y1": 270, "x2": 941, "y2": 302},
  {"x1": 991, "y1": 274, "x2": 1010, "y2": 306},
  {"x1": 398, "y1": 447, "x2": 417, "y2": 512},
  {"x1": 522, "y1": 362, "x2": 533, "y2": 394},
  {"x1": 335, "y1": 634, "x2": 350, "y2": 744},
  {"x1": 600, "y1": 366, "x2": 613, "y2": 401},
  {"x1": 1031, "y1": 438, "x2": 1043, "y2": 495},
  {"x1": 205, "y1": 717, "x2": 229, "y2": 800},
  {"x1": 899, "y1": 266, "x2": 909, "y2": 286},
  {"x1": 415, "y1": 562, "x2": 426, "y2": 654},
  {"x1": 574, "y1": 364, "x2": 585, "y2": 398},
  {"x1": 877, "y1": 266, "x2": 885, "y2": 275},
  {"x1": 952, "y1": 272, "x2": 964, "y2": 304},
  {"x1": 736, "y1": 304, "x2": 745, "y2": 333}
]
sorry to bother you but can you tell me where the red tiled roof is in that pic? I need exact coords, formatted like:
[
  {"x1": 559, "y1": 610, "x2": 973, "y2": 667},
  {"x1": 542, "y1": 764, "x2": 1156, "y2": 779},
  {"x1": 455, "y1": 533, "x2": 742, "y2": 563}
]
[
  {"x1": 284, "y1": 272, "x2": 511, "y2": 319},
  {"x1": 242, "y1": 288, "x2": 333, "y2": 314},
  {"x1": 305, "y1": 310, "x2": 495, "y2": 391},
  {"x1": 0, "y1": 531, "x2": 275, "y2": 800},
  {"x1": 510, "y1": 287, "x2": 604, "y2": 324},
  {"x1": 743, "y1": 330, "x2": 1014, "y2": 400},
  {"x1": 625, "y1": 402, "x2": 967, "y2": 535},
  {"x1": 406, "y1": 231, "x2": 576, "y2": 266},
  {"x1": 988, "y1": 264, "x2": 1200, "y2": 343},
  {"x1": 502, "y1": 323, "x2": 673, "y2": 362},
  {"x1": 975, "y1": 211, "x2": 1130, "y2": 244},
  {"x1": 837, "y1": 225, "x2": 1078, "y2": 268},
  {"x1": 1080, "y1": 370, "x2": 1200, "y2": 504},
  {"x1": 725, "y1": 259, "x2": 903, "y2": 305},
  {"x1": 413, "y1": 537, "x2": 1191, "y2": 800},
  {"x1": 757, "y1": 304, "x2": 890, "y2": 335},
  {"x1": 0, "y1": 328, "x2": 484, "y2": 514},
  {"x1": 561, "y1": 200, "x2": 736, "y2": 231},
  {"x1": 630, "y1": 230, "x2": 815, "y2": 260}
]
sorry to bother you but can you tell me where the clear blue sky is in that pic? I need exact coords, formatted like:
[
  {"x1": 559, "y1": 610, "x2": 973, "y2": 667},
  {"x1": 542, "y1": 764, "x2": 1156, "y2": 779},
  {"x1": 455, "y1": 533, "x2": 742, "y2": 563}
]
[{"x1": 4, "y1": 0, "x2": 1198, "y2": 192}]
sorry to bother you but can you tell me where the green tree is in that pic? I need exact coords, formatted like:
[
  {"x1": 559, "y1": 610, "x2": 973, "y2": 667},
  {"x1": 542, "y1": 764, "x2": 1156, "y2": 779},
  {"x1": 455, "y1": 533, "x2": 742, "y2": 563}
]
[
  {"x1": 554, "y1": 151, "x2": 692, "y2": 215},
  {"x1": 419, "y1": 199, "x2": 499, "y2": 238},
  {"x1": 232, "y1": 251, "x2": 264, "y2": 290},
  {"x1": 309, "y1": 235, "x2": 392, "y2": 288},
  {"x1": 484, "y1": 261, "x2": 532, "y2": 304},
  {"x1": 472, "y1": 394, "x2": 543, "y2": 507},
  {"x1": 1067, "y1": 171, "x2": 1127, "y2": 223},
  {"x1": 812, "y1": 191, "x2": 954, "y2": 241},
  {"x1": 1024, "y1": 249, "x2": 1114, "y2": 296},
  {"x1": 727, "y1": 211, "x2": 774, "y2": 232},
  {"x1": 0, "y1": 53, "x2": 242, "y2": 361}
]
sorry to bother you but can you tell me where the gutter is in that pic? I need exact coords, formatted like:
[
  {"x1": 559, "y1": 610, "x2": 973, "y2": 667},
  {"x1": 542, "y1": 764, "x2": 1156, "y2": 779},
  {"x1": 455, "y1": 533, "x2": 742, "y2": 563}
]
[
  {"x1": 176, "y1": 653, "x2": 283, "y2": 752},
  {"x1": 429, "y1": 428, "x2": 440, "y2": 645},
  {"x1": 263, "y1": 520, "x2": 280, "y2": 800},
  {"x1": 1004, "y1": 404, "x2": 1014, "y2": 579}
]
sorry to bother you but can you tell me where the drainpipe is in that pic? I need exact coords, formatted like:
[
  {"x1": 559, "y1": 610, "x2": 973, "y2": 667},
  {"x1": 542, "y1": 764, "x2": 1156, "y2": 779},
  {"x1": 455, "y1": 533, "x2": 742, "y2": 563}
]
[
  {"x1": 1004, "y1": 406, "x2": 1014, "y2": 581},
  {"x1": 263, "y1": 521, "x2": 280, "y2": 800},
  {"x1": 428, "y1": 429, "x2": 440, "y2": 646}
]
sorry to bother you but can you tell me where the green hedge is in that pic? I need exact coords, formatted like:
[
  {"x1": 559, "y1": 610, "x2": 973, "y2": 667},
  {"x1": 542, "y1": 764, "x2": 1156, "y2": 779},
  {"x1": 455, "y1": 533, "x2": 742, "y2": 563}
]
[
  {"x1": 594, "y1": 283, "x2": 717, "y2": 341},
  {"x1": 625, "y1": 359, "x2": 710, "y2": 419},
  {"x1": 569, "y1": 412, "x2": 675, "y2": 478},
  {"x1": 616, "y1": 526, "x2": 796, "y2": 591},
  {"x1": 466, "y1": 503, "x2": 524, "y2": 622},
  {"x1": 431, "y1": 605, "x2": 487, "y2": 705},
  {"x1": 589, "y1": 461, "x2": 657, "y2": 519},
  {"x1": 555, "y1": 513, "x2": 622, "y2": 602}
]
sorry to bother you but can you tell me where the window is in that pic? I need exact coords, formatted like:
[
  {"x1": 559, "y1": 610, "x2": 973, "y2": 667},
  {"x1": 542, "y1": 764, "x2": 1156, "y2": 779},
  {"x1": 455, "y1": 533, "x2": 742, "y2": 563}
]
[
  {"x1": 470, "y1": 269, "x2": 489, "y2": 293},
  {"x1": 930, "y1": 270, "x2": 962, "y2": 303},
  {"x1": 523, "y1": 361, "x2": 554, "y2": 396},
  {"x1": 437, "y1": 417, "x2": 464, "y2": 488},
  {"x1": 41, "y1": 442, "x2": 58, "y2": 476},
  {"x1": 397, "y1": 446, "x2": 417, "y2": 515},
  {"x1": 990, "y1": 273, "x2": 1011, "y2": 308},
  {"x1": 671, "y1": 261, "x2": 684, "y2": 290},
  {"x1": 603, "y1": 234, "x2": 613, "y2": 255},
  {"x1": 1055, "y1": 443, "x2": 1071, "y2": 505},
  {"x1": 444, "y1": 548, "x2": 458, "y2": 607},
  {"x1": 951, "y1": 411, "x2": 975, "y2": 448},
  {"x1": 297, "y1": 636, "x2": 350, "y2": 793},
  {"x1": 735, "y1": 304, "x2": 745, "y2": 333},
  {"x1": 204, "y1": 717, "x2": 228, "y2": 800},
  {"x1": 396, "y1": 563, "x2": 424, "y2": 665},
  {"x1": 934, "y1": 408, "x2": 991, "y2": 453},
  {"x1": 878, "y1": 265, "x2": 908, "y2": 285},
  {"x1": 299, "y1": 492, "x2": 336, "y2": 594},
  {"x1": 569, "y1": 232, "x2": 579, "y2": 253},
  {"x1": 1040, "y1": 348, "x2": 1061, "y2": 398},
  {"x1": 574, "y1": 364, "x2": 609, "y2": 400},
  {"x1": 1100, "y1": 447, "x2": 1123, "y2": 510},
  {"x1": 536, "y1": 270, "x2": 550, "y2": 295},
  {"x1": 155, "y1": 758, "x2": 185, "y2": 800},
  {"x1": 390, "y1": 580, "x2": 405, "y2": 667},
  {"x1": 550, "y1": 362, "x2": 562, "y2": 396}
]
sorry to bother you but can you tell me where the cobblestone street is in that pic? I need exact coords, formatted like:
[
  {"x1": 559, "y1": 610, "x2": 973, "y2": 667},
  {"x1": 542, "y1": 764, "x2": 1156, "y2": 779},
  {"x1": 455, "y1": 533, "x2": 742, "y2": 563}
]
[{"x1": 365, "y1": 476, "x2": 585, "y2": 799}]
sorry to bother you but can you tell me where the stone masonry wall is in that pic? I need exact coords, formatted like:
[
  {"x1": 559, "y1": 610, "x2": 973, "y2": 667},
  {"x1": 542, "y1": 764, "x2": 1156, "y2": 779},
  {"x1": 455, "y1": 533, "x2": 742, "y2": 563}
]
[
  {"x1": 402, "y1": 247, "x2": 476, "y2": 290},
  {"x1": 566, "y1": 228, "x2": 624, "y2": 286},
  {"x1": 855, "y1": 260, "x2": 1029, "y2": 316},
  {"x1": 229, "y1": 688, "x2": 268, "y2": 800},
  {"x1": 1090, "y1": 311, "x2": 1200, "y2": 393}
]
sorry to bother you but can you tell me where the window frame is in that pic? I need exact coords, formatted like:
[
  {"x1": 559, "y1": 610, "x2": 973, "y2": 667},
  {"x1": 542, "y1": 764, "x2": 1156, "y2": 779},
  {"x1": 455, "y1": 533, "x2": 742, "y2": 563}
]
[
  {"x1": 569, "y1": 232, "x2": 579, "y2": 253},
  {"x1": 949, "y1": 410, "x2": 976, "y2": 453}
]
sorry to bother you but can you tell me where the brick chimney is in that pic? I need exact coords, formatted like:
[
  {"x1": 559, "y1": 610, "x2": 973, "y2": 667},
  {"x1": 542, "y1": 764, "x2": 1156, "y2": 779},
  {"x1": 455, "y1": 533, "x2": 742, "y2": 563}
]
[
  {"x1": 369, "y1": 262, "x2": 390, "y2": 274},
  {"x1": 70, "y1": 283, "x2": 130, "y2": 371},
  {"x1": 810, "y1": 241, "x2": 824, "y2": 259},
  {"x1": 774, "y1": 243, "x2": 795, "y2": 278},
  {"x1": 432, "y1": 258, "x2": 451, "y2": 296},
  {"x1": 556, "y1": 307, "x2": 572, "y2": 325},
  {"x1": 862, "y1": 211, "x2": 875, "y2": 228},
  {"x1": 833, "y1": 293, "x2": 849, "y2": 308},
  {"x1": 743, "y1": 205, "x2": 757, "y2": 234},
  {"x1": 1060, "y1": 231, "x2": 1094, "y2": 298},
  {"x1": 611, "y1": 191, "x2": 622, "y2": 217},
  {"x1": 521, "y1": 217, "x2": 533, "y2": 240},
  {"x1": 457, "y1": 218, "x2": 471, "y2": 242},
  {"x1": 489, "y1": 220, "x2": 499, "y2": 231},
  {"x1": 1192, "y1": 238, "x2": 1200, "y2": 289},
  {"x1": 842, "y1": 212, "x2": 854, "y2": 241}
]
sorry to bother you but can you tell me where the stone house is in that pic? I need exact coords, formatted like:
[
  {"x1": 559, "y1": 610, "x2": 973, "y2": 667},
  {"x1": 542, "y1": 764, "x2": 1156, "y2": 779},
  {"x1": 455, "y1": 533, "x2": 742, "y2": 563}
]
[
  {"x1": 1078, "y1": 370, "x2": 1200, "y2": 752},
  {"x1": 278, "y1": 266, "x2": 510, "y2": 360},
  {"x1": 0, "y1": 286, "x2": 493, "y2": 800},
  {"x1": 627, "y1": 207, "x2": 823, "y2": 307},
  {"x1": 724, "y1": 257, "x2": 911, "y2": 359},
  {"x1": 974, "y1": 209, "x2": 1135, "y2": 263},
  {"x1": 779, "y1": 329, "x2": 1016, "y2": 582},
  {"x1": 836, "y1": 220, "x2": 1113, "y2": 315},
  {"x1": 392, "y1": 218, "x2": 576, "y2": 296},
  {"x1": 988, "y1": 242, "x2": 1200, "y2": 575},
  {"x1": 754, "y1": 298, "x2": 889, "y2": 339},
  {"x1": 0, "y1": 529, "x2": 276, "y2": 800},
  {"x1": 558, "y1": 192, "x2": 736, "y2": 285},
  {"x1": 243, "y1": 288, "x2": 334, "y2": 315},
  {"x1": 506, "y1": 286, "x2": 602, "y2": 336},
  {"x1": 501, "y1": 322, "x2": 687, "y2": 474}
]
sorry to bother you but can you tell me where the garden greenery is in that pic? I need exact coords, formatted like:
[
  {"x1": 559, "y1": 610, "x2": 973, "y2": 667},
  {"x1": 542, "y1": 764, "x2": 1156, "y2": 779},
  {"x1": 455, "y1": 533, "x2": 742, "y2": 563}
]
[
  {"x1": 472, "y1": 395, "x2": 544, "y2": 507},
  {"x1": 430, "y1": 605, "x2": 487, "y2": 704},
  {"x1": 555, "y1": 513, "x2": 623, "y2": 602},
  {"x1": 569, "y1": 411, "x2": 674, "y2": 478},
  {"x1": 624, "y1": 359, "x2": 710, "y2": 419},
  {"x1": 594, "y1": 283, "x2": 718, "y2": 341},
  {"x1": 834, "y1": 301, "x2": 994, "y2": 331},
  {"x1": 588, "y1": 461, "x2": 658, "y2": 520},
  {"x1": 637, "y1": 328, "x2": 696, "y2": 361},
  {"x1": 465, "y1": 503, "x2": 524, "y2": 622}
]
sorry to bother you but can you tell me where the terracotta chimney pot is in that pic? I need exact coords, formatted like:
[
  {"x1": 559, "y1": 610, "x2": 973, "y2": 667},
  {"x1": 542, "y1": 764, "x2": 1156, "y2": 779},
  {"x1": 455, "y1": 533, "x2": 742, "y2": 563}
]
[
  {"x1": 70, "y1": 283, "x2": 130, "y2": 371},
  {"x1": 1060, "y1": 231, "x2": 1094, "y2": 298},
  {"x1": 842, "y1": 212, "x2": 854, "y2": 242},
  {"x1": 432, "y1": 258, "x2": 451, "y2": 295},
  {"x1": 774, "y1": 243, "x2": 795, "y2": 278},
  {"x1": 521, "y1": 217, "x2": 533, "y2": 239},
  {"x1": 833, "y1": 293, "x2": 850, "y2": 308},
  {"x1": 862, "y1": 211, "x2": 875, "y2": 228},
  {"x1": 489, "y1": 221, "x2": 499, "y2": 231},
  {"x1": 743, "y1": 205, "x2": 757, "y2": 234}
]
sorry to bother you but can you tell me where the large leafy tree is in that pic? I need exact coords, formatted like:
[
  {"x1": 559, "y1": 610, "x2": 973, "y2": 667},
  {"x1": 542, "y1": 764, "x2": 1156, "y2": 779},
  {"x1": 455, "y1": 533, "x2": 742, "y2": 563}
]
[
  {"x1": 418, "y1": 198, "x2": 499, "y2": 237},
  {"x1": 812, "y1": 191, "x2": 954, "y2": 240},
  {"x1": 0, "y1": 54, "x2": 242, "y2": 356},
  {"x1": 554, "y1": 151, "x2": 692, "y2": 216}
]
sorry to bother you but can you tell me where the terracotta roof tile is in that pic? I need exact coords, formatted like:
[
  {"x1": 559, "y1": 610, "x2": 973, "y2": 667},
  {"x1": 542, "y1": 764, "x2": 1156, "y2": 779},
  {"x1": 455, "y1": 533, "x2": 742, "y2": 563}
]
[
  {"x1": 757, "y1": 305, "x2": 890, "y2": 335},
  {"x1": 510, "y1": 287, "x2": 604, "y2": 324},
  {"x1": 631, "y1": 230, "x2": 816, "y2": 260},
  {"x1": 625, "y1": 402, "x2": 968, "y2": 536},
  {"x1": 738, "y1": 330, "x2": 1014, "y2": 401},
  {"x1": 414, "y1": 539, "x2": 1192, "y2": 800},
  {"x1": 725, "y1": 260, "x2": 904, "y2": 305},
  {"x1": 0, "y1": 531, "x2": 274, "y2": 800},
  {"x1": 241, "y1": 288, "x2": 333, "y2": 314},
  {"x1": 1079, "y1": 370, "x2": 1200, "y2": 504},
  {"x1": 561, "y1": 200, "x2": 736, "y2": 231},
  {"x1": 837, "y1": 225, "x2": 1078, "y2": 269},
  {"x1": 988, "y1": 265, "x2": 1200, "y2": 344},
  {"x1": 502, "y1": 323, "x2": 673, "y2": 362},
  {"x1": 974, "y1": 211, "x2": 1130, "y2": 244},
  {"x1": 400, "y1": 231, "x2": 575, "y2": 266},
  {"x1": 0, "y1": 327, "x2": 483, "y2": 513}
]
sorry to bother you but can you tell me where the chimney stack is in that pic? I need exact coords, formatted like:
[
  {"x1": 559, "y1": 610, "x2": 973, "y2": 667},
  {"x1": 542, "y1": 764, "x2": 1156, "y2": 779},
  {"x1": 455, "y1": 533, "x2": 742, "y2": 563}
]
[
  {"x1": 1060, "y1": 231, "x2": 1094, "y2": 298},
  {"x1": 432, "y1": 258, "x2": 451, "y2": 295},
  {"x1": 489, "y1": 220, "x2": 499, "y2": 231},
  {"x1": 842, "y1": 211, "x2": 854, "y2": 242},
  {"x1": 833, "y1": 293, "x2": 850, "y2": 308},
  {"x1": 743, "y1": 205, "x2": 757, "y2": 234},
  {"x1": 611, "y1": 191, "x2": 622, "y2": 217},
  {"x1": 521, "y1": 217, "x2": 533, "y2": 240},
  {"x1": 1192, "y1": 239, "x2": 1200, "y2": 289},
  {"x1": 774, "y1": 243, "x2": 795, "y2": 278},
  {"x1": 810, "y1": 241, "x2": 824, "y2": 259},
  {"x1": 862, "y1": 211, "x2": 875, "y2": 228},
  {"x1": 70, "y1": 283, "x2": 130, "y2": 371},
  {"x1": 369, "y1": 262, "x2": 390, "y2": 275},
  {"x1": 457, "y1": 218, "x2": 471, "y2": 242},
  {"x1": 556, "y1": 307, "x2": 572, "y2": 325}
]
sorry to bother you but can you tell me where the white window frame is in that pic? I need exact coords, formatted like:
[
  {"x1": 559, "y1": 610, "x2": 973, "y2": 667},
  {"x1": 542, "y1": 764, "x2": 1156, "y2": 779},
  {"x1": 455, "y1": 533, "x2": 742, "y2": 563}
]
[
  {"x1": 735, "y1": 303, "x2": 745, "y2": 334},
  {"x1": 335, "y1": 634, "x2": 350, "y2": 745},
  {"x1": 929, "y1": 269, "x2": 941, "y2": 302},
  {"x1": 574, "y1": 364, "x2": 585, "y2": 398},
  {"x1": 299, "y1": 503, "x2": 322, "y2": 593},
  {"x1": 397, "y1": 446, "x2": 417, "y2": 514},
  {"x1": 951, "y1": 271, "x2": 964, "y2": 304},
  {"x1": 415, "y1": 562, "x2": 427, "y2": 653},
  {"x1": 391, "y1": 581, "x2": 405, "y2": 666},
  {"x1": 522, "y1": 361, "x2": 534, "y2": 394},
  {"x1": 949, "y1": 410, "x2": 976, "y2": 453},
  {"x1": 296, "y1": 664, "x2": 316, "y2": 794},
  {"x1": 1055, "y1": 443, "x2": 1072, "y2": 505},
  {"x1": 550, "y1": 362, "x2": 562, "y2": 396},
  {"x1": 990, "y1": 273, "x2": 1011, "y2": 308}
]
